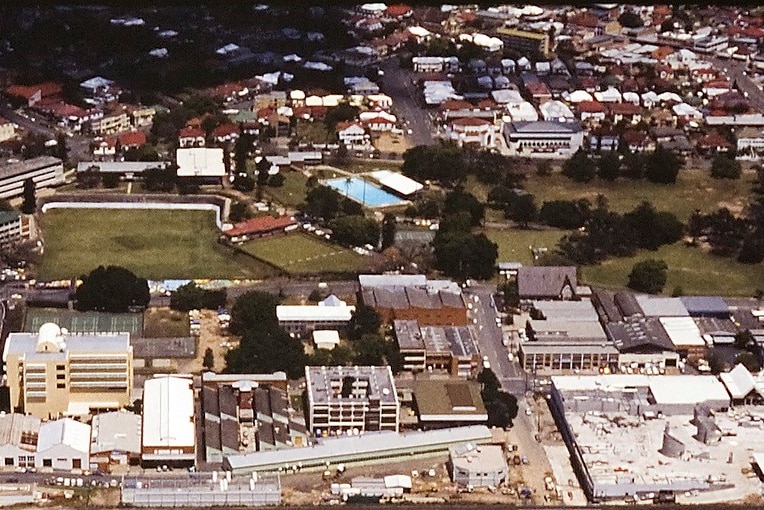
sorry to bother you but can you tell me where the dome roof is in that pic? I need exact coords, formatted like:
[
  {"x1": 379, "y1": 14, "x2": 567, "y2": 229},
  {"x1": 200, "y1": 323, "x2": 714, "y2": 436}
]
[{"x1": 36, "y1": 322, "x2": 66, "y2": 353}]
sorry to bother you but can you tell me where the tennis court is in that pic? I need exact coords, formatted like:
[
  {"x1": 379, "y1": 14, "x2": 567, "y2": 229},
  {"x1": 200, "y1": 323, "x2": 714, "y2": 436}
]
[{"x1": 24, "y1": 308, "x2": 144, "y2": 337}]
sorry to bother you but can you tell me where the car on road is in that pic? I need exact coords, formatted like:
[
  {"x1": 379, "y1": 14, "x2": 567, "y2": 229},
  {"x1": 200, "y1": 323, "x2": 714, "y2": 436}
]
[{"x1": 507, "y1": 353, "x2": 514, "y2": 362}]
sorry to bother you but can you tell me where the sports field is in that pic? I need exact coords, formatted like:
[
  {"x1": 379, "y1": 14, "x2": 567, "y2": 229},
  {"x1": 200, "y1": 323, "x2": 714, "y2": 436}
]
[
  {"x1": 240, "y1": 233, "x2": 369, "y2": 274},
  {"x1": 25, "y1": 308, "x2": 143, "y2": 336},
  {"x1": 39, "y1": 209, "x2": 278, "y2": 280}
]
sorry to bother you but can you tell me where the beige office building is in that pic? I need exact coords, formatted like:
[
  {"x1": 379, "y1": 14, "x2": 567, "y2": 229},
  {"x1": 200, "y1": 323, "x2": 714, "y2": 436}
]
[{"x1": 2, "y1": 323, "x2": 133, "y2": 419}]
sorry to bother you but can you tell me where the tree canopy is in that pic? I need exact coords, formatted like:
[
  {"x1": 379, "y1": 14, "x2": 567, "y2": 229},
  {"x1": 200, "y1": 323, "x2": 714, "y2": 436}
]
[
  {"x1": 21, "y1": 178, "x2": 36, "y2": 214},
  {"x1": 329, "y1": 215, "x2": 380, "y2": 247},
  {"x1": 710, "y1": 155, "x2": 742, "y2": 180},
  {"x1": 75, "y1": 265, "x2": 150, "y2": 312},
  {"x1": 402, "y1": 143, "x2": 465, "y2": 186},
  {"x1": 562, "y1": 149, "x2": 595, "y2": 183},
  {"x1": 627, "y1": 259, "x2": 668, "y2": 294},
  {"x1": 224, "y1": 325, "x2": 306, "y2": 379},
  {"x1": 645, "y1": 145, "x2": 681, "y2": 184},
  {"x1": 170, "y1": 282, "x2": 227, "y2": 311},
  {"x1": 443, "y1": 188, "x2": 485, "y2": 226},
  {"x1": 228, "y1": 290, "x2": 280, "y2": 335}
]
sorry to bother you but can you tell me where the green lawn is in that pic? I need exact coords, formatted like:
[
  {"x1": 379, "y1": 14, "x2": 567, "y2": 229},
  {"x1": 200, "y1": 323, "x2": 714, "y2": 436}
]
[
  {"x1": 264, "y1": 171, "x2": 309, "y2": 208},
  {"x1": 484, "y1": 228, "x2": 568, "y2": 266},
  {"x1": 523, "y1": 169, "x2": 754, "y2": 221},
  {"x1": 39, "y1": 209, "x2": 278, "y2": 280},
  {"x1": 240, "y1": 233, "x2": 369, "y2": 274},
  {"x1": 580, "y1": 243, "x2": 764, "y2": 296}
]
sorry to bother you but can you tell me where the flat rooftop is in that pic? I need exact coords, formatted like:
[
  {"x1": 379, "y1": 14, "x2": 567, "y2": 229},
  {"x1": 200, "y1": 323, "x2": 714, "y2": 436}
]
[{"x1": 306, "y1": 366, "x2": 397, "y2": 406}]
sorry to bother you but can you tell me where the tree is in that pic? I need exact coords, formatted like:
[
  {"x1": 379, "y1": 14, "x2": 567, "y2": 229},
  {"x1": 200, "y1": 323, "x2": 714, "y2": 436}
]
[
  {"x1": 710, "y1": 155, "x2": 742, "y2": 179},
  {"x1": 562, "y1": 149, "x2": 595, "y2": 183},
  {"x1": 705, "y1": 208, "x2": 747, "y2": 257},
  {"x1": 229, "y1": 291, "x2": 280, "y2": 335},
  {"x1": 324, "y1": 102, "x2": 360, "y2": 132},
  {"x1": 627, "y1": 259, "x2": 668, "y2": 294},
  {"x1": 443, "y1": 188, "x2": 485, "y2": 226},
  {"x1": 102, "y1": 173, "x2": 120, "y2": 188},
  {"x1": 539, "y1": 199, "x2": 590, "y2": 229},
  {"x1": 20, "y1": 179, "x2": 36, "y2": 214},
  {"x1": 301, "y1": 185, "x2": 342, "y2": 220},
  {"x1": 536, "y1": 159, "x2": 552, "y2": 176},
  {"x1": 618, "y1": 10, "x2": 644, "y2": 28},
  {"x1": 348, "y1": 304, "x2": 381, "y2": 341},
  {"x1": 477, "y1": 367, "x2": 501, "y2": 403},
  {"x1": 203, "y1": 347, "x2": 215, "y2": 371},
  {"x1": 55, "y1": 132, "x2": 69, "y2": 163},
  {"x1": 77, "y1": 165, "x2": 101, "y2": 189},
  {"x1": 597, "y1": 151, "x2": 621, "y2": 181},
  {"x1": 75, "y1": 265, "x2": 150, "y2": 312},
  {"x1": 256, "y1": 156, "x2": 270, "y2": 190},
  {"x1": 143, "y1": 166, "x2": 176, "y2": 192},
  {"x1": 402, "y1": 143, "x2": 465, "y2": 186},
  {"x1": 737, "y1": 233, "x2": 764, "y2": 264},
  {"x1": 232, "y1": 174, "x2": 255, "y2": 192},
  {"x1": 268, "y1": 173, "x2": 285, "y2": 187},
  {"x1": 234, "y1": 134, "x2": 254, "y2": 173},
  {"x1": 354, "y1": 333, "x2": 386, "y2": 365},
  {"x1": 623, "y1": 201, "x2": 683, "y2": 250},
  {"x1": 170, "y1": 281, "x2": 227, "y2": 311},
  {"x1": 433, "y1": 230, "x2": 498, "y2": 280},
  {"x1": 645, "y1": 145, "x2": 680, "y2": 184},
  {"x1": 229, "y1": 200, "x2": 252, "y2": 223},
  {"x1": 224, "y1": 325, "x2": 306, "y2": 379},
  {"x1": 329, "y1": 215, "x2": 380, "y2": 247},
  {"x1": 487, "y1": 185, "x2": 515, "y2": 209},
  {"x1": 622, "y1": 150, "x2": 646, "y2": 179},
  {"x1": 505, "y1": 192, "x2": 537, "y2": 228},
  {"x1": 381, "y1": 213, "x2": 396, "y2": 250}
]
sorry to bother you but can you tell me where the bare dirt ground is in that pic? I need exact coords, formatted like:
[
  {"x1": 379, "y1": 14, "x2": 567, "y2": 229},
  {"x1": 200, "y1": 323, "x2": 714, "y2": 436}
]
[
  {"x1": 175, "y1": 309, "x2": 239, "y2": 374},
  {"x1": 373, "y1": 132, "x2": 410, "y2": 155}
]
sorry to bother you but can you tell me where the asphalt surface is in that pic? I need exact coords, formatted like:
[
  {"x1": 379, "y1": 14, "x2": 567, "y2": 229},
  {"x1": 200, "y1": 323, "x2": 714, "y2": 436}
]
[{"x1": 381, "y1": 57, "x2": 435, "y2": 147}]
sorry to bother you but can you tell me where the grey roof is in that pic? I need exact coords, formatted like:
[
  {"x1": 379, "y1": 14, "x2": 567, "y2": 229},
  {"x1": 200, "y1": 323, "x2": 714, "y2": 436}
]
[
  {"x1": 306, "y1": 366, "x2": 397, "y2": 405},
  {"x1": 415, "y1": 380, "x2": 487, "y2": 420},
  {"x1": 0, "y1": 156, "x2": 62, "y2": 181},
  {"x1": 592, "y1": 290, "x2": 624, "y2": 323},
  {"x1": 394, "y1": 320, "x2": 477, "y2": 357},
  {"x1": 680, "y1": 296, "x2": 729, "y2": 317},
  {"x1": 528, "y1": 319, "x2": 607, "y2": 341},
  {"x1": 0, "y1": 210, "x2": 20, "y2": 224},
  {"x1": 517, "y1": 266, "x2": 577, "y2": 298},
  {"x1": 521, "y1": 343, "x2": 619, "y2": 355},
  {"x1": 76, "y1": 161, "x2": 170, "y2": 173},
  {"x1": 0, "y1": 413, "x2": 40, "y2": 450},
  {"x1": 362, "y1": 287, "x2": 464, "y2": 310},
  {"x1": 614, "y1": 292, "x2": 642, "y2": 318},
  {"x1": 90, "y1": 411, "x2": 141, "y2": 455},
  {"x1": 531, "y1": 299, "x2": 599, "y2": 321},
  {"x1": 635, "y1": 295, "x2": 689, "y2": 317},
  {"x1": 224, "y1": 426, "x2": 493, "y2": 471},
  {"x1": 606, "y1": 318, "x2": 675, "y2": 353},
  {"x1": 358, "y1": 274, "x2": 426, "y2": 288},
  {"x1": 4, "y1": 330, "x2": 130, "y2": 360},
  {"x1": 393, "y1": 320, "x2": 424, "y2": 350},
  {"x1": 506, "y1": 120, "x2": 582, "y2": 135}
]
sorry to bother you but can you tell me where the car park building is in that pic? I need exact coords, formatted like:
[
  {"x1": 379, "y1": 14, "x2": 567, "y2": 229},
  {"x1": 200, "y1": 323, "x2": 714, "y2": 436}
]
[
  {"x1": 0, "y1": 156, "x2": 64, "y2": 199},
  {"x1": 305, "y1": 366, "x2": 399, "y2": 436},
  {"x1": 3, "y1": 323, "x2": 133, "y2": 419}
]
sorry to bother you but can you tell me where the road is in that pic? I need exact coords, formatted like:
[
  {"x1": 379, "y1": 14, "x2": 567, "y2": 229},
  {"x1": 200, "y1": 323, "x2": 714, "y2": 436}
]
[
  {"x1": 380, "y1": 57, "x2": 435, "y2": 147},
  {"x1": 704, "y1": 56, "x2": 764, "y2": 112}
]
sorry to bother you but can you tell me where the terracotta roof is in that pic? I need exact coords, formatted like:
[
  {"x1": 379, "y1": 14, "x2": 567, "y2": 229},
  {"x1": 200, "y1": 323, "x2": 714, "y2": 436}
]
[
  {"x1": 451, "y1": 117, "x2": 492, "y2": 127},
  {"x1": 223, "y1": 215, "x2": 297, "y2": 238},
  {"x1": 477, "y1": 98, "x2": 498, "y2": 110},
  {"x1": 386, "y1": 4, "x2": 412, "y2": 17},
  {"x1": 118, "y1": 131, "x2": 147, "y2": 147},
  {"x1": 608, "y1": 103, "x2": 642, "y2": 115},
  {"x1": 698, "y1": 131, "x2": 732, "y2": 149},
  {"x1": 439, "y1": 99, "x2": 473, "y2": 112},
  {"x1": 6, "y1": 82, "x2": 63, "y2": 101},
  {"x1": 179, "y1": 126, "x2": 205, "y2": 138},
  {"x1": 578, "y1": 100, "x2": 606, "y2": 113},
  {"x1": 212, "y1": 123, "x2": 240, "y2": 138},
  {"x1": 362, "y1": 116, "x2": 396, "y2": 125},
  {"x1": 622, "y1": 130, "x2": 648, "y2": 144},
  {"x1": 569, "y1": 13, "x2": 600, "y2": 28},
  {"x1": 526, "y1": 82, "x2": 551, "y2": 96},
  {"x1": 336, "y1": 121, "x2": 364, "y2": 132},
  {"x1": 651, "y1": 46, "x2": 674, "y2": 60},
  {"x1": 40, "y1": 102, "x2": 88, "y2": 119}
]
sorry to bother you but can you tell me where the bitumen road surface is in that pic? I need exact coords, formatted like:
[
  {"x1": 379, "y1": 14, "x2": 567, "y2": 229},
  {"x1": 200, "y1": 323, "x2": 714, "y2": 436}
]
[{"x1": 381, "y1": 57, "x2": 435, "y2": 148}]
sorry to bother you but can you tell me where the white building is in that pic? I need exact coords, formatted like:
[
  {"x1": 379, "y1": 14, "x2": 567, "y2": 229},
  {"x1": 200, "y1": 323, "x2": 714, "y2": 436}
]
[
  {"x1": 0, "y1": 156, "x2": 65, "y2": 199},
  {"x1": 276, "y1": 300, "x2": 356, "y2": 337},
  {"x1": 176, "y1": 148, "x2": 225, "y2": 179},
  {"x1": 0, "y1": 414, "x2": 40, "y2": 469},
  {"x1": 446, "y1": 117, "x2": 495, "y2": 148},
  {"x1": 305, "y1": 366, "x2": 399, "y2": 436},
  {"x1": 141, "y1": 375, "x2": 195, "y2": 467},
  {"x1": 449, "y1": 443, "x2": 508, "y2": 488},
  {"x1": 36, "y1": 418, "x2": 91, "y2": 471},
  {"x1": 503, "y1": 121, "x2": 584, "y2": 158},
  {"x1": 736, "y1": 127, "x2": 764, "y2": 160}
]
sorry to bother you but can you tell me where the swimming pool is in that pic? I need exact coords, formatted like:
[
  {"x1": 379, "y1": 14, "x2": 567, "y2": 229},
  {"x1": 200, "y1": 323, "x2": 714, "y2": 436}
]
[{"x1": 323, "y1": 177, "x2": 408, "y2": 208}]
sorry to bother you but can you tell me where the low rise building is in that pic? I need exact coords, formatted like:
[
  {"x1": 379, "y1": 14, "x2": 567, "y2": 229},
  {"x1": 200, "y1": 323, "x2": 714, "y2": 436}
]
[
  {"x1": 394, "y1": 320, "x2": 479, "y2": 376},
  {"x1": 36, "y1": 418, "x2": 90, "y2": 471},
  {"x1": 449, "y1": 443, "x2": 508, "y2": 488},
  {"x1": 141, "y1": 375, "x2": 195, "y2": 467},
  {"x1": 413, "y1": 379, "x2": 487, "y2": 429},
  {"x1": 276, "y1": 296, "x2": 355, "y2": 338},
  {"x1": 305, "y1": 366, "x2": 399, "y2": 436},
  {"x1": 90, "y1": 411, "x2": 142, "y2": 471},
  {"x1": 0, "y1": 211, "x2": 31, "y2": 248},
  {"x1": 221, "y1": 215, "x2": 297, "y2": 244},
  {"x1": 0, "y1": 413, "x2": 40, "y2": 469},
  {"x1": 176, "y1": 148, "x2": 225, "y2": 182},
  {"x1": 517, "y1": 266, "x2": 577, "y2": 301},
  {"x1": 503, "y1": 121, "x2": 584, "y2": 158}
]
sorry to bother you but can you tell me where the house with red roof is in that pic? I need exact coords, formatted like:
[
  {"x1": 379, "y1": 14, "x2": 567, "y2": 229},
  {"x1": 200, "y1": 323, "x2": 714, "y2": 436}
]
[
  {"x1": 221, "y1": 215, "x2": 298, "y2": 244},
  {"x1": 118, "y1": 130, "x2": 147, "y2": 150},
  {"x1": 622, "y1": 129, "x2": 655, "y2": 153},
  {"x1": 608, "y1": 102, "x2": 643, "y2": 124},
  {"x1": 577, "y1": 100, "x2": 606, "y2": 123},
  {"x1": 385, "y1": 4, "x2": 413, "y2": 19},
  {"x1": 212, "y1": 123, "x2": 240, "y2": 144},
  {"x1": 337, "y1": 121, "x2": 368, "y2": 147},
  {"x1": 697, "y1": 131, "x2": 733, "y2": 156},
  {"x1": 92, "y1": 137, "x2": 117, "y2": 159},
  {"x1": 446, "y1": 117, "x2": 495, "y2": 148},
  {"x1": 525, "y1": 82, "x2": 552, "y2": 103},
  {"x1": 5, "y1": 82, "x2": 63, "y2": 107},
  {"x1": 179, "y1": 126, "x2": 205, "y2": 148}
]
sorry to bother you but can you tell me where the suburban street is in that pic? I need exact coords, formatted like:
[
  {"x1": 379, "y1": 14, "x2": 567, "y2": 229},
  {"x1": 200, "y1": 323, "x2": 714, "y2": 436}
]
[{"x1": 380, "y1": 57, "x2": 435, "y2": 147}]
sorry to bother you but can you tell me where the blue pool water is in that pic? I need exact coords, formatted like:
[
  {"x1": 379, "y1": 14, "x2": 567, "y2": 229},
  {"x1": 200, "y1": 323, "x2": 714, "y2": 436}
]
[{"x1": 323, "y1": 177, "x2": 407, "y2": 208}]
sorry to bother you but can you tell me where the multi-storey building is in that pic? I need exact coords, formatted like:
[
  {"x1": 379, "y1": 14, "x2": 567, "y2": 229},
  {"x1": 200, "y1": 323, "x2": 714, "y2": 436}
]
[
  {"x1": 91, "y1": 111, "x2": 130, "y2": 136},
  {"x1": 2, "y1": 323, "x2": 133, "y2": 419},
  {"x1": 305, "y1": 366, "x2": 399, "y2": 436},
  {"x1": 495, "y1": 27, "x2": 550, "y2": 58},
  {"x1": 0, "y1": 211, "x2": 31, "y2": 247},
  {"x1": 0, "y1": 156, "x2": 64, "y2": 199}
]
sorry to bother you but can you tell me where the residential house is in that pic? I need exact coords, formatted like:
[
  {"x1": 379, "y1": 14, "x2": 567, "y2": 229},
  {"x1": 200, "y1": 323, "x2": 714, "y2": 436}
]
[
  {"x1": 697, "y1": 131, "x2": 733, "y2": 156},
  {"x1": 118, "y1": 130, "x2": 147, "y2": 151},
  {"x1": 92, "y1": 137, "x2": 117, "y2": 159},
  {"x1": 608, "y1": 102, "x2": 642, "y2": 124},
  {"x1": 360, "y1": 111, "x2": 397, "y2": 132},
  {"x1": 736, "y1": 127, "x2": 764, "y2": 160},
  {"x1": 36, "y1": 418, "x2": 91, "y2": 471},
  {"x1": 577, "y1": 101, "x2": 607, "y2": 123},
  {"x1": 212, "y1": 122, "x2": 240, "y2": 144},
  {"x1": 178, "y1": 126, "x2": 206, "y2": 148},
  {"x1": 337, "y1": 121, "x2": 368, "y2": 147},
  {"x1": 622, "y1": 129, "x2": 655, "y2": 153}
]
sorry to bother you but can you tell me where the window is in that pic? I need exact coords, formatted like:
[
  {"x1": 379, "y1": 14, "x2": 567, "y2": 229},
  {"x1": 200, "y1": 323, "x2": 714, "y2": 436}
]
[
  {"x1": 56, "y1": 374, "x2": 65, "y2": 380},
  {"x1": 4, "y1": 458, "x2": 13, "y2": 466},
  {"x1": 72, "y1": 459, "x2": 81, "y2": 469},
  {"x1": 56, "y1": 364, "x2": 65, "y2": 371},
  {"x1": 43, "y1": 458, "x2": 52, "y2": 467},
  {"x1": 57, "y1": 383, "x2": 65, "y2": 389}
]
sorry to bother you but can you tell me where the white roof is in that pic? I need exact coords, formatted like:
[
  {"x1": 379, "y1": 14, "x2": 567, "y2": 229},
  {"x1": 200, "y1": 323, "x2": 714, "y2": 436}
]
[
  {"x1": 719, "y1": 364, "x2": 759, "y2": 399},
  {"x1": 659, "y1": 91, "x2": 683, "y2": 103},
  {"x1": 672, "y1": 102, "x2": 702, "y2": 118},
  {"x1": 552, "y1": 374, "x2": 649, "y2": 392},
  {"x1": 142, "y1": 375, "x2": 195, "y2": 449},
  {"x1": 290, "y1": 89, "x2": 306, "y2": 100},
  {"x1": 567, "y1": 90, "x2": 594, "y2": 103},
  {"x1": 359, "y1": 274, "x2": 427, "y2": 288},
  {"x1": 641, "y1": 91, "x2": 659, "y2": 104},
  {"x1": 38, "y1": 418, "x2": 91, "y2": 455},
  {"x1": 659, "y1": 317, "x2": 706, "y2": 347},
  {"x1": 312, "y1": 330, "x2": 340, "y2": 347},
  {"x1": 622, "y1": 92, "x2": 640, "y2": 104},
  {"x1": 407, "y1": 26, "x2": 431, "y2": 38},
  {"x1": 80, "y1": 76, "x2": 114, "y2": 90},
  {"x1": 539, "y1": 100, "x2": 574, "y2": 121},
  {"x1": 594, "y1": 87, "x2": 622, "y2": 103},
  {"x1": 507, "y1": 101, "x2": 539, "y2": 122},
  {"x1": 635, "y1": 295, "x2": 689, "y2": 317},
  {"x1": 370, "y1": 170, "x2": 423, "y2": 196},
  {"x1": 491, "y1": 89, "x2": 524, "y2": 105},
  {"x1": 176, "y1": 148, "x2": 225, "y2": 177},
  {"x1": 648, "y1": 376, "x2": 729, "y2": 405},
  {"x1": 276, "y1": 305, "x2": 355, "y2": 322}
]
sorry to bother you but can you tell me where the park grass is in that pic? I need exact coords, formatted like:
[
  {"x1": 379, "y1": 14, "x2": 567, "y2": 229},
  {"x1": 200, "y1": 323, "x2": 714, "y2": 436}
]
[
  {"x1": 580, "y1": 243, "x2": 764, "y2": 297},
  {"x1": 240, "y1": 232, "x2": 369, "y2": 274},
  {"x1": 522, "y1": 169, "x2": 755, "y2": 222},
  {"x1": 484, "y1": 228, "x2": 569, "y2": 266},
  {"x1": 264, "y1": 171, "x2": 309, "y2": 208},
  {"x1": 39, "y1": 209, "x2": 278, "y2": 280}
]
